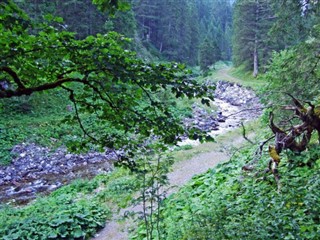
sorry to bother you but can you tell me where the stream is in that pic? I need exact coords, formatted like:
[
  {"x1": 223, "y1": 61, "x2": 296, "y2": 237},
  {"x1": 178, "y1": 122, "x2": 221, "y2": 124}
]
[{"x1": 0, "y1": 80, "x2": 262, "y2": 205}]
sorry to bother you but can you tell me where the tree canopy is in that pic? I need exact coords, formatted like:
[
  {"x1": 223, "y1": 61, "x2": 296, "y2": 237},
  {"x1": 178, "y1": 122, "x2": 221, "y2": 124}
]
[{"x1": 0, "y1": 1, "x2": 213, "y2": 157}]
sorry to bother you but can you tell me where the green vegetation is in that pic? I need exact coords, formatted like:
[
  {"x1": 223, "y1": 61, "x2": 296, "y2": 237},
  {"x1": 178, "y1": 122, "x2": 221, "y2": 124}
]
[
  {"x1": 0, "y1": 90, "x2": 74, "y2": 165},
  {"x1": 261, "y1": 24, "x2": 320, "y2": 105},
  {"x1": 0, "y1": 196, "x2": 109, "y2": 239},
  {"x1": 134, "y1": 0, "x2": 232, "y2": 65},
  {"x1": 132, "y1": 7, "x2": 320, "y2": 238},
  {"x1": 1, "y1": 0, "x2": 320, "y2": 239},
  {"x1": 232, "y1": 0, "x2": 319, "y2": 77},
  {"x1": 0, "y1": 168, "x2": 139, "y2": 239},
  {"x1": 1, "y1": 1, "x2": 215, "y2": 163},
  {"x1": 133, "y1": 144, "x2": 320, "y2": 239},
  {"x1": 199, "y1": 38, "x2": 221, "y2": 72}
]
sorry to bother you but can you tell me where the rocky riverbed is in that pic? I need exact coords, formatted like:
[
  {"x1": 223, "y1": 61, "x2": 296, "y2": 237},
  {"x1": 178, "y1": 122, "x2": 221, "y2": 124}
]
[
  {"x1": 0, "y1": 145, "x2": 119, "y2": 204},
  {"x1": 0, "y1": 80, "x2": 262, "y2": 204},
  {"x1": 181, "y1": 80, "x2": 262, "y2": 145}
]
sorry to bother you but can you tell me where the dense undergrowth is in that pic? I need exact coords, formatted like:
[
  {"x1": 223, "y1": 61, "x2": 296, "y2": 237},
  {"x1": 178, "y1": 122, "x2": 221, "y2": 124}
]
[
  {"x1": 0, "y1": 168, "x2": 139, "y2": 239},
  {"x1": 0, "y1": 85, "x2": 196, "y2": 165},
  {"x1": 133, "y1": 128, "x2": 320, "y2": 239},
  {"x1": 0, "y1": 90, "x2": 75, "y2": 165}
]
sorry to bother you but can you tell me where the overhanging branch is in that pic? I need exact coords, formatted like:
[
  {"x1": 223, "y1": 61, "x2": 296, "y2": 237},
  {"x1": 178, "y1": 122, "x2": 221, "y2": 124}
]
[
  {"x1": 0, "y1": 77, "x2": 83, "y2": 99},
  {"x1": 0, "y1": 66, "x2": 26, "y2": 89}
]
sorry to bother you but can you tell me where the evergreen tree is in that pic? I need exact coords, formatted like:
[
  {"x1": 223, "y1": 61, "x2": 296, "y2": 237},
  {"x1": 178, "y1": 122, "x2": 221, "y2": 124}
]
[
  {"x1": 14, "y1": 0, "x2": 107, "y2": 39},
  {"x1": 199, "y1": 38, "x2": 221, "y2": 72},
  {"x1": 232, "y1": 0, "x2": 275, "y2": 76},
  {"x1": 270, "y1": 0, "x2": 320, "y2": 49},
  {"x1": 133, "y1": 0, "x2": 232, "y2": 65}
]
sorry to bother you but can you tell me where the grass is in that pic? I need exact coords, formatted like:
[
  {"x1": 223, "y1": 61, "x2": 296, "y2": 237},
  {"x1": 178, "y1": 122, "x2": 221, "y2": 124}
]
[{"x1": 202, "y1": 62, "x2": 266, "y2": 91}]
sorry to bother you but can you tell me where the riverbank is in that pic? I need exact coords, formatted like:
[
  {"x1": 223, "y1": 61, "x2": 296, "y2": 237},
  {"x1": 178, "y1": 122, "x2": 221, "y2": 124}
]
[{"x1": 0, "y1": 69, "x2": 261, "y2": 205}]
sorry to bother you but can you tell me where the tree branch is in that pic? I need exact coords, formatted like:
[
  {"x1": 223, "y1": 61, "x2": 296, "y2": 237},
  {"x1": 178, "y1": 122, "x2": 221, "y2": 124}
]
[
  {"x1": 240, "y1": 122, "x2": 254, "y2": 144},
  {"x1": 61, "y1": 85, "x2": 98, "y2": 142},
  {"x1": 0, "y1": 66, "x2": 26, "y2": 89},
  {"x1": 0, "y1": 77, "x2": 82, "y2": 98}
]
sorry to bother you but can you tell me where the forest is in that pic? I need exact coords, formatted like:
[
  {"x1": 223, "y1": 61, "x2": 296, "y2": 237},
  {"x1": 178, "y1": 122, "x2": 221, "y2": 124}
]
[{"x1": 0, "y1": 0, "x2": 319, "y2": 239}]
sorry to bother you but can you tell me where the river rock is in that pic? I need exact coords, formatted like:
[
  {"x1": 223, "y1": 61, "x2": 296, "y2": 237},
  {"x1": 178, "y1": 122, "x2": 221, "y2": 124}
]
[
  {"x1": 182, "y1": 79, "x2": 262, "y2": 140},
  {"x1": 0, "y1": 144, "x2": 118, "y2": 204}
]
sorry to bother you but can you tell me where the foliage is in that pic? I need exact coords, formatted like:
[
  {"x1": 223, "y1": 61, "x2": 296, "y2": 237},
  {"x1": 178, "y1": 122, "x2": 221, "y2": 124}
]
[
  {"x1": 13, "y1": 0, "x2": 232, "y2": 65},
  {"x1": 92, "y1": 0, "x2": 131, "y2": 14},
  {"x1": 132, "y1": 143, "x2": 174, "y2": 239},
  {"x1": 232, "y1": 0, "x2": 276, "y2": 75},
  {"x1": 198, "y1": 38, "x2": 221, "y2": 72},
  {"x1": 133, "y1": 142, "x2": 320, "y2": 239},
  {"x1": 94, "y1": 168, "x2": 141, "y2": 207},
  {"x1": 0, "y1": 1, "x2": 214, "y2": 160},
  {"x1": 104, "y1": 8, "x2": 137, "y2": 38},
  {"x1": 232, "y1": 0, "x2": 320, "y2": 75},
  {"x1": 261, "y1": 24, "x2": 320, "y2": 107},
  {"x1": 133, "y1": 0, "x2": 232, "y2": 65},
  {"x1": 270, "y1": 0, "x2": 320, "y2": 49},
  {"x1": 0, "y1": 167, "x2": 141, "y2": 239},
  {"x1": 0, "y1": 89, "x2": 79, "y2": 165},
  {"x1": 14, "y1": 0, "x2": 108, "y2": 40},
  {"x1": 0, "y1": 195, "x2": 110, "y2": 239}
]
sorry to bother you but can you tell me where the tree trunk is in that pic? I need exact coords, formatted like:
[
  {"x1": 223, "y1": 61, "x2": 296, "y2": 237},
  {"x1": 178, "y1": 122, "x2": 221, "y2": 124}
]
[
  {"x1": 253, "y1": 0, "x2": 259, "y2": 78},
  {"x1": 253, "y1": 38, "x2": 258, "y2": 77}
]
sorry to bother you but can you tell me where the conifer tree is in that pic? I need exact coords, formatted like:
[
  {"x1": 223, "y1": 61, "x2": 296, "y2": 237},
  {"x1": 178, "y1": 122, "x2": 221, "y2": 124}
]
[
  {"x1": 232, "y1": 0, "x2": 275, "y2": 76},
  {"x1": 199, "y1": 38, "x2": 221, "y2": 71}
]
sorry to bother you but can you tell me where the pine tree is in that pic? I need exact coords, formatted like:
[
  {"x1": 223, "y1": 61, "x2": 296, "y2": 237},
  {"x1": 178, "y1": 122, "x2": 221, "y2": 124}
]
[
  {"x1": 133, "y1": 0, "x2": 232, "y2": 65},
  {"x1": 199, "y1": 38, "x2": 221, "y2": 71},
  {"x1": 232, "y1": 0, "x2": 275, "y2": 76}
]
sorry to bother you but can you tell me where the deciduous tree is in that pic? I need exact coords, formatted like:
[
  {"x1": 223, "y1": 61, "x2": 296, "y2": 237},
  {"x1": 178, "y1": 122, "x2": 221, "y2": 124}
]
[{"x1": 0, "y1": 1, "x2": 214, "y2": 158}]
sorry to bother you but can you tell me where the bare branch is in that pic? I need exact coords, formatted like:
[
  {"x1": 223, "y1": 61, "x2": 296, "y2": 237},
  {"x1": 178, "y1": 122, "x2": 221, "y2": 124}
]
[
  {"x1": 240, "y1": 122, "x2": 254, "y2": 144},
  {"x1": 0, "y1": 77, "x2": 82, "y2": 98},
  {"x1": 224, "y1": 106, "x2": 267, "y2": 118},
  {"x1": 61, "y1": 85, "x2": 98, "y2": 142}
]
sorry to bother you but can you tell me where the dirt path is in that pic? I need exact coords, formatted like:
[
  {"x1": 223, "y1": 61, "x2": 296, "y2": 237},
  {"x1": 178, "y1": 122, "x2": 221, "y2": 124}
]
[
  {"x1": 92, "y1": 68, "x2": 256, "y2": 240},
  {"x1": 216, "y1": 67, "x2": 242, "y2": 83},
  {"x1": 92, "y1": 135, "x2": 250, "y2": 240},
  {"x1": 93, "y1": 134, "x2": 252, "y2": 240}
]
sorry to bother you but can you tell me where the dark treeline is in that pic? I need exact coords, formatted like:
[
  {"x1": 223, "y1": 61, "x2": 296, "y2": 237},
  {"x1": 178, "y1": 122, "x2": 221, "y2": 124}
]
[
  {"x1": 134, "y1": 0, "x2": 232, "y2": 66},
  {"x1": 15, "y1": 0, "x2": 319, "y2": 76},
  {"x1": 14, "y1": 0, "x2": 233, "y2": 69},
  {"x1": 232, "y1": 0, "x2": 320, "y2": 76}
]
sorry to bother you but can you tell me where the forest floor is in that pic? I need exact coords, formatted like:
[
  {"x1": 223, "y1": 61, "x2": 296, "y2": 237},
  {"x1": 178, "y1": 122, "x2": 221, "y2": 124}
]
[{"x1": 92, "y1": 68, "x2": 259, "y2": 240}]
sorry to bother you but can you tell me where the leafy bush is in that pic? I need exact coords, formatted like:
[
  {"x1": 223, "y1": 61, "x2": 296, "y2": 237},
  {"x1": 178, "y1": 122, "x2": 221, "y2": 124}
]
[
  {"x1": 261, "y1": 24, "x2": 320, "y2": 106},
  {"x1": 0, "y1": 194, "x2": 110, "y2": 240},
  {"x1": 0, "y1": 168, "x2": 143, "y2": 239}
]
